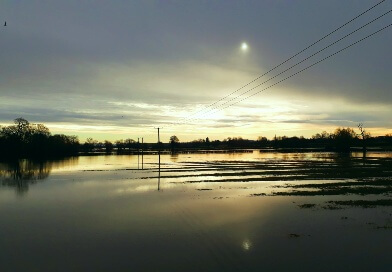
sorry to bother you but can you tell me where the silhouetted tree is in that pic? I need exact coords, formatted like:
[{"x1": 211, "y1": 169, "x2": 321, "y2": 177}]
[
  {"x1": 170, "y1": 135, "x2": 180, "y2": 151},
  {"x1": 257, "y1": 136, "x2": 268, "y2": 147},
  {"x1": 0, "y1": 118, "x2": 79, "y2": 158},
  {"x1": 333, "y1": 127, "x2": 357, "y2": 152},
  {"x1": 190, "y1": 138, "x2": 205, "y2": 148},
  {"x1": 124, "y1": 138, "x2": 136, "y2": 150},
  {"x1": 83, "y1": 138, "x2": 98, "y2": 152},
  {"x1": 49, "y1": 134, "x2": 79, "y2": 155},
  {"x1": 273, "y1": 135, "x2": 278, "y2": 149},
  {"x1": 104, "y1": 140, "x2": 114, "y2": 153},
  {"x1": 357, "y1": 123, "x2": 371, "y2": 154},
  {"x1": 115, "y1": 140, "x2": 125, "y2": 152}
]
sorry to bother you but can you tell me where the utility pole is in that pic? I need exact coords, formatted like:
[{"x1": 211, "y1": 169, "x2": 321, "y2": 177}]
[
  {"x1": 155, "y1": 127, "x2": 161, "y2": 144},
  {"x1": 155, "y1": 127, "x2": 162, "y2": 152}
]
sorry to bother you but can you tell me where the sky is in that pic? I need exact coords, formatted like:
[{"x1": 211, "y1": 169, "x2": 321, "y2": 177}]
[{"x1": 1, "y1": 0, "x2": 391, "y2": 143}]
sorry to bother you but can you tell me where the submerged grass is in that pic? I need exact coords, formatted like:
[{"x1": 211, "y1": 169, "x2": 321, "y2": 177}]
[
  {"x1": 148, "y1": 157, "x2": 392, "y2": 184},
  {"x1": 298, "y1": 204, "x2": 317, "y2": 209},
  {"x1": 327, "y1": 199, "x2": 392, "y2": 208},
  {"x1": 269, "y1": 178, "x2": 392, "y2": 197},
  {"x1": 272, "y1": 186, "x2": 392, "y2": 196},
  {"x1": 275, "y1": 178, "x2": 392, "y2": 189}
]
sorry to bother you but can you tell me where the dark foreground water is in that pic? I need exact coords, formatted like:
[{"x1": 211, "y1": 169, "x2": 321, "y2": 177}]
[{"x1": 1, "y1": 152, "x2": 391, "y2": 271}]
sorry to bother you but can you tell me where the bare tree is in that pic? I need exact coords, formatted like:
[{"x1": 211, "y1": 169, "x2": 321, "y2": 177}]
[{"x1": 358, "y1": 123, "x2": 370, "y2": 154}]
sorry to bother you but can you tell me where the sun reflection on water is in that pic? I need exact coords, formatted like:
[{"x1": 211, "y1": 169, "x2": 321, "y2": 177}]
[{"x1": 242, "y1": 239, "x2": 252, "y2": 251}]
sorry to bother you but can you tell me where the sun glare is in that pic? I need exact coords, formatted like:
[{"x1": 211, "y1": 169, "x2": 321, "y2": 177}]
[{"x1": 241, "y1": 42, "x2": 248, "y2": 51}]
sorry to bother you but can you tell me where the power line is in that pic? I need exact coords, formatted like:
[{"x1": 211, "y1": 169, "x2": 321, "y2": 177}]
[
  {"x1": 180, "y1": 10, "x2": 392, "y2": 124},
  {"x1": 172, "y1": 0, "x2": 387, "y2": 125},
  {"x1": 183, "y1": 23, "x2": 392, "y2": 124}
]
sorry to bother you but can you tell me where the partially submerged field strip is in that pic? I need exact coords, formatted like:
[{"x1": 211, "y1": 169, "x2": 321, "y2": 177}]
[
  {"x1": 124, "y1": 154, "x2": 392, "y2": 210},
  {"x1": 136, "y1": 156, "x2": 392, "y2": 183},
  {"x1": 2, "y1": 153, "x2": 391, "y2": 209}
]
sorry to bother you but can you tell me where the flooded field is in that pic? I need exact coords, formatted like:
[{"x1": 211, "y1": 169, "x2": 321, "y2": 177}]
[{"x1": 1, "y1": 151, "x2": 391, "y2": 271}]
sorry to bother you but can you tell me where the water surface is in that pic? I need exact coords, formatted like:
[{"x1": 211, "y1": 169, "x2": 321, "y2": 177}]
[{"x1": 1, "y1": 152, "x2": 391, "y2": 271}]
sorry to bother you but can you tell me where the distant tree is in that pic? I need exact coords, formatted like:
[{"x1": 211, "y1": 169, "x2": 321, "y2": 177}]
[
  {"x1": 49, "y1": 134, "x2": 79, "y2": 155},
  {"x1": 1, "y1": 118, "x2": 29, "y2": 142},
  {"x1": 311, "y1": 131, "x2": 333, "y2": 150},
  {"x1": 115, "y1": 140, "x2": 125, "y2": 152},
  {"x1": 357, "y1": 123, "x2": 371, "y2": 154},
  {"x1": 312, "y1": 131, "x2": 331, "y2": 140},
  {"x1": 333, "y1": 127, "x2": 357, "y2": 152},
  {"x1": 0, "y1": 117, "x2": 81, "y2": 158},
  {"x1": 224, "y1": 136, "x2": 247, "y2": 148},
  {"x1": 170, "y1": 135, "x2": 180, "y2": 151},
  {"x1": 124, "y1": 138, "x2": 136, "y2": 150},
  {"x1": 189, "y1": 138, "x2": 205, "y2": 148},
  {"x1": 14, "y1": 118, "x2": 31, "y2": 142},
  {"x1": 29, "y1": 124, "x2": 51, "y2": 154},
  {"x1": 170, "y1": 135, "x2": 179, "y2": 144},
  {"x1": 384, "y1": 134, "x2": 392, "y2": 147},
  {"x1": 211, "y1": 139, "x2": 221, "y2": 148},
  {"x1": 257, "y1": 136, "x2": 268, "y2": 147},
  {"x1": 104, "y1": 140, "x2": 114, "y2": 153},
  {"x1": 273, "y1": 135, "x2": 278, "y2": 149},
  {"x1": 33, "y1": 124, "x2": 50, "y2": 137},
  {"x1": 84, "y1": 138, "x2": 98, "y2": 152},
  {"x1": 0, "y1": 118, "x2": 58, "y2": 156}
]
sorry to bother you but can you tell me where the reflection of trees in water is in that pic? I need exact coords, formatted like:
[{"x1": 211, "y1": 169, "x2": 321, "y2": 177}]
[
  {"x1": 170, "y1": 153, "x2": 179, "y2": 162},
  {"x1": 0, "y1": 157, "x2": 79, "y2": 195}
]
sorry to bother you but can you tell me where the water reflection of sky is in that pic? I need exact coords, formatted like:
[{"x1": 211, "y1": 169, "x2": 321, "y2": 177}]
[{"x1": 0, "y1": 152, "x2": 391, "y2": 271}]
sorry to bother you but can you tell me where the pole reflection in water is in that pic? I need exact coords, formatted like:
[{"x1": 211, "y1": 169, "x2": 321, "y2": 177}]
[
  {"x1": 158, "y1": 150, "x2": 161, "y2": 191},
  {"x1": 137, "y1": 148, "x2": 144, "y2": 170},
  {"x1": 137, "y1": 138, "x2": 144, "y2": 170}
]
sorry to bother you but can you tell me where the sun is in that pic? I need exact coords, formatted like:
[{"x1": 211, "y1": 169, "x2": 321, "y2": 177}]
[{"x1": 241, "y1": 42, "x2": 248, "y2": 51}]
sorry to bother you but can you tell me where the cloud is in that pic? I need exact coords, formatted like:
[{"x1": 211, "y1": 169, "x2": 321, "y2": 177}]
[{"x1": 0, "y1": 0, "x2": 391, "y2": 141}]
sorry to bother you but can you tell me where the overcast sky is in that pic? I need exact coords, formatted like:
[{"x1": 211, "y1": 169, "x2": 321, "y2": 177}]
[{"x1": 1, "y1": 0, "x2": 391, "y2": 142}]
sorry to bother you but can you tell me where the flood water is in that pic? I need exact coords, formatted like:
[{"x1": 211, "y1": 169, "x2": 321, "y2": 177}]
[{"x1": 1, "y1": 151, "x2": 391, "y2": 271}]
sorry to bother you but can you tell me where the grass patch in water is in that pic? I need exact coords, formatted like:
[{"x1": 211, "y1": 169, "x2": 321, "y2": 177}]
[
  {"x1": 298, "y1": 203, "x2": 317, "y2": 209},
  {"x1": 250, "y1": 193, "x2": 267, "y2": 197},
  {"x1": 270, "y1": 178, "x2": 392, "y2": 197},
  {"x1": 326, "y1": 199, "x2": 392, "y2": 208}
]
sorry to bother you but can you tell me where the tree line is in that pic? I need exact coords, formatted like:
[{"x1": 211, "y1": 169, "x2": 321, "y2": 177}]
[
  {"x1": 81, "y1": 127, "x2": 391, "y2": 153},
  {"x1": 169, "y1": 127, "x2": 392, "y2": 152},
  {"x1": 1, "y1": 118, "x2": 391, "y2": 158},
  {"x1": 0, "y1": 118, "x2": 79, "y2": 158}
]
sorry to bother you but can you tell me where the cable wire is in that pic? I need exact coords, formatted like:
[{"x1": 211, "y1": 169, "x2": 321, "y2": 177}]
[
  {"x1": 183, "y1": 23, "x2": 392, "y2": 125},
  {"x1": 172, "y1": 0, "x2": 387, "y2": 125},
  {"x1": 180, "y1": 11, "x2": 391, "y2": 124}
]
